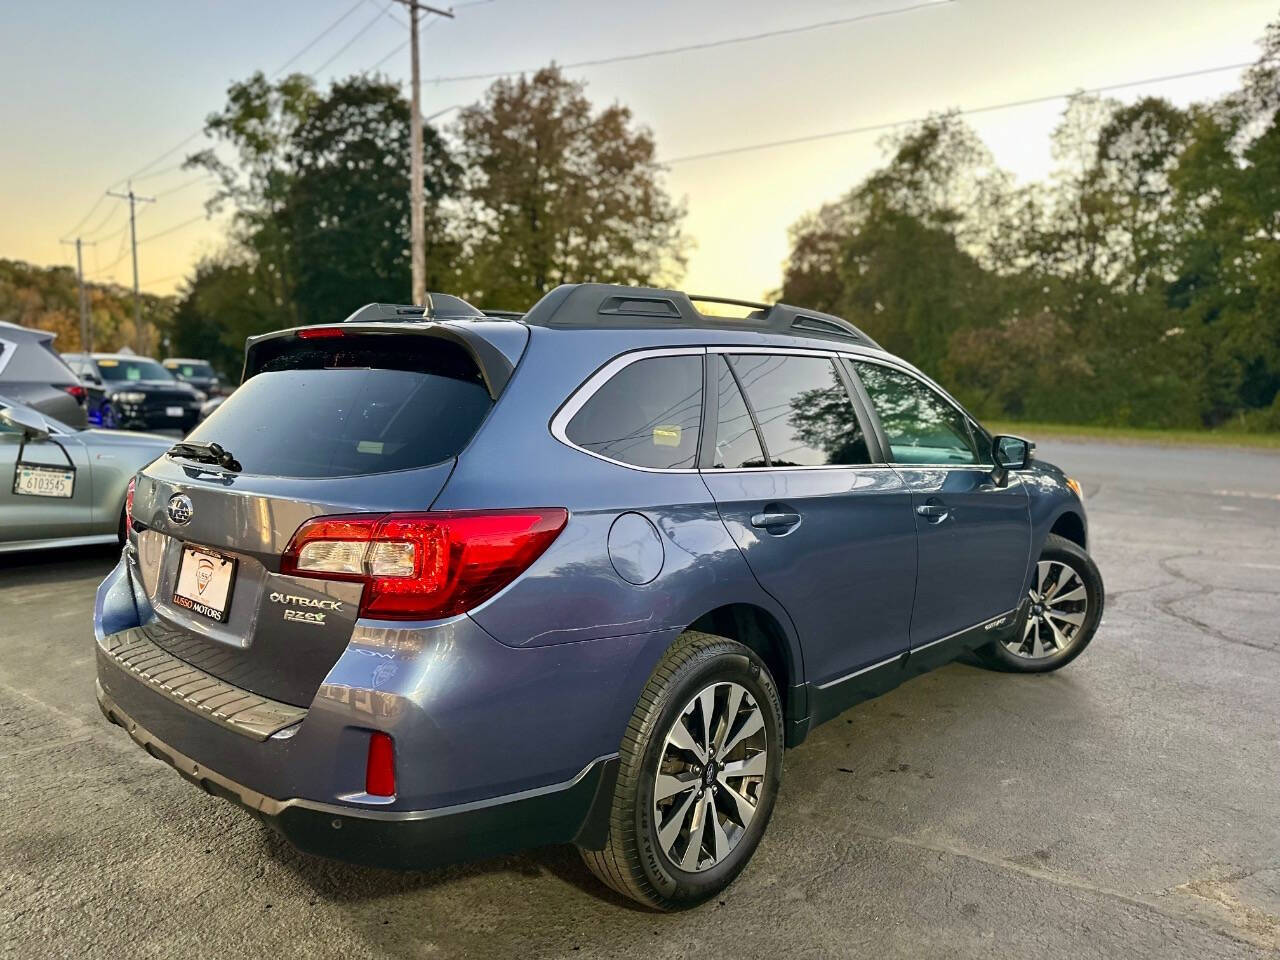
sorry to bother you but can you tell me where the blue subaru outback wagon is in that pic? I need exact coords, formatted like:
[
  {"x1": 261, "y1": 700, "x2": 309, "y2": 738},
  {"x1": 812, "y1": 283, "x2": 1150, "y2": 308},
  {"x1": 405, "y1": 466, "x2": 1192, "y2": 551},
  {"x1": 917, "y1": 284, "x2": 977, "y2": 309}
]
[{"x1": 94, "y1": 283, "x2": 1103, "y2": 909}]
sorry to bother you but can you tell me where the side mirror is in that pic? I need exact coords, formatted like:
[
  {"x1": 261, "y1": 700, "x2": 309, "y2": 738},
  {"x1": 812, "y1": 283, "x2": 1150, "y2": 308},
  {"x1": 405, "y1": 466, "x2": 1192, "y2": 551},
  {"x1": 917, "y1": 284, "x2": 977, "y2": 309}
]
[
  {"x1": 0, "y1": 406, "x2": 51, "y2": 441},
  {"x1": 993, "y1": 434, "x2": 1033, "y2": 471},
  {"x1": 83, "y1": 374, "x2": 102, "y2": 386}
]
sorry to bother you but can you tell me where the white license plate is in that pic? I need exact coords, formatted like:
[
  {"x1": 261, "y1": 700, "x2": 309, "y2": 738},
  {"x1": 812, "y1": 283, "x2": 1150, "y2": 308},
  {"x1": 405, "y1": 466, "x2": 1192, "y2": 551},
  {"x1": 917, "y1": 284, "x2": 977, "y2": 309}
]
[
  {"x1": 13, "y1": 464, "x2": 75, "y2": 498},
  {"x1": 166, "y1": 406, "x2": 184, "y2": 417},
  {"x1": 172, "y1": 545, "x2": 237, "y2": 622}
]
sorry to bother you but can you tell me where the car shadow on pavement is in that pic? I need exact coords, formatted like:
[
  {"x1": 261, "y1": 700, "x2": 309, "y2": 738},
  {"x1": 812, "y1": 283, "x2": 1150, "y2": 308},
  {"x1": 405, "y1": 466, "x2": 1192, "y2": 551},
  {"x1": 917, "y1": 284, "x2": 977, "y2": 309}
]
[
  {"x1": 0, "y1": 543, "x2": 120, "y2": 582},
  {"x1": 252, "y1": 819, "x2": 651, "y2": 912}
]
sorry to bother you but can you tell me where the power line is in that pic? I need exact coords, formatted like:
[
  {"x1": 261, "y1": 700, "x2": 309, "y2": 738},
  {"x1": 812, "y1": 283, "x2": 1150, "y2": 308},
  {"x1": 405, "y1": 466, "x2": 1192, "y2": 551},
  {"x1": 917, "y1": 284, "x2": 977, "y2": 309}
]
[
  {"x1": 60, "y1": 195, "x2": 110, "y2": 242},
  {"x1": 312, "y1": 1, "x2": 398, "y2": 76},
  {"x1": 140, "y1": 213, "x2": 210, "y2": 244},
  {"x1": 418, "y1": 0, "x2": 955, "y2": 85},
  {"x1": 661, "y1": 60, "x2": 1256, "y2": 165},
  {"x1": 80, "y1": 202, "x2": 124, "y2": 240},
  {"x1": 273, "y1": 0, "x2": 370, "y2": 76},
  {"x1": 58, "y1": 0, "x2": 416, "y2": 237},
  {"x1": 153, "y1": 175, "x2": 216, "y2": 199}
]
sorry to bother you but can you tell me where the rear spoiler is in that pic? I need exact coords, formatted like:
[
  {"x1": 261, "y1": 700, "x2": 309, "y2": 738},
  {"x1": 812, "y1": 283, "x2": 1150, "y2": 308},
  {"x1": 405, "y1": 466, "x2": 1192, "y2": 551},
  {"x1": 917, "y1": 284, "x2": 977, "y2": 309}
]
[{"x1": 242, "y1": 320, "x2": 528, "y2": 401}]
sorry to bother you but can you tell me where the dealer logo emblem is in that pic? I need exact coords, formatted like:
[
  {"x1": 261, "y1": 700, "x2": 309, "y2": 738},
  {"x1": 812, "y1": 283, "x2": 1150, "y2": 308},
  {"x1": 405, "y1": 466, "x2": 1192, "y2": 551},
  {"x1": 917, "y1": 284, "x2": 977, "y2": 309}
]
[{"x1": 167, "y1": 494, "x2": 194, "y2": 525}]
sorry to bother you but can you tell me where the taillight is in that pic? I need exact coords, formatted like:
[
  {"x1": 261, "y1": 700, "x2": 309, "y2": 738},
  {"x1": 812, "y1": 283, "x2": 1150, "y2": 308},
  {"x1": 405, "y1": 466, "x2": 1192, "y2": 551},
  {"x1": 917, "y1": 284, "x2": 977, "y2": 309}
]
[
  {"x1": 297, "y1": 327, "x2": 345, "y2": 339},
  {"x1": 281, "y1": 509, "x2": 568, "y2": 620},
  {"x1": 125, "y1": 477, "x2": 136, "y2": 530},
  {"x1": 366, "y1": 732, "x2": 396, "y2": 797},
  {"x1": 62, "y1": 384, "x2": 87, "y2": 404}
]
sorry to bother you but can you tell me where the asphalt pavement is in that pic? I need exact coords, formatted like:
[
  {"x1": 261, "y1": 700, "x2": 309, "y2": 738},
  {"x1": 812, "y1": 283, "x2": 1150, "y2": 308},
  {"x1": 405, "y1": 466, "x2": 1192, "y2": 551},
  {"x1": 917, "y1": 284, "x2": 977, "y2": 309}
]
[{"x1": 1, "y1": 438, "x2": 1277, "y2": 959}]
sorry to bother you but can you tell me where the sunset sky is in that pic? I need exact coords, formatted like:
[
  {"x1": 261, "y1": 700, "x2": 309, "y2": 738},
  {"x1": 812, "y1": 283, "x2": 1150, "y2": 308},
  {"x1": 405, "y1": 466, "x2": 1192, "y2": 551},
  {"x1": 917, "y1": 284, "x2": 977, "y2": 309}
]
[{"x1": 2, "y1": 0, "x2": 1275, "y2": 305}]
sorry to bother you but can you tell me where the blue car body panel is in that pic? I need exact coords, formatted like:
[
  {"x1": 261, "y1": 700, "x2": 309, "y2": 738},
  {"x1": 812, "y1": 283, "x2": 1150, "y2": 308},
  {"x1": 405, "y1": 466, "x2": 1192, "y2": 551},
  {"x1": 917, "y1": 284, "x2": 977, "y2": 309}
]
[{"x1": 93, "y1": 283, "x2": 1093, "y2": 869}]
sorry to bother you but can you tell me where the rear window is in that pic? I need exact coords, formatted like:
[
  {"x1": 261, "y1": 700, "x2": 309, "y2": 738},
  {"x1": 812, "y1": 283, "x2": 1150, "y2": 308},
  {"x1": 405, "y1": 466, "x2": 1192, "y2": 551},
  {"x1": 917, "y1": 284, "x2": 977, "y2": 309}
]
[
  {"x1": 186, "y1": 335, "x2": 492, "y2": 478},
  {"x1": 566, "y1": 354, "x2": 702, "y2": 469}
]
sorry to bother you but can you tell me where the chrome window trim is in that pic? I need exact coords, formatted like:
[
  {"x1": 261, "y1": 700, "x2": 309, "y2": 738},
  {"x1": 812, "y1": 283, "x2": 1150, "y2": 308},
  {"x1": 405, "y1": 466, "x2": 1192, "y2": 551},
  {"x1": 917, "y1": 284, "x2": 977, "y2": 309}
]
[
  {"x1": 549, "y1": 346, "x2": 707, "y2": 474},
  {"x1": 843, "y1": 354, "x2": 995, "y2": 469},
  {"x1": 707, "y1": 344, "x2": 838, "y2": 358},
  {"x1": 702, "y1": 463, "x2": 899, "y2": 474}
]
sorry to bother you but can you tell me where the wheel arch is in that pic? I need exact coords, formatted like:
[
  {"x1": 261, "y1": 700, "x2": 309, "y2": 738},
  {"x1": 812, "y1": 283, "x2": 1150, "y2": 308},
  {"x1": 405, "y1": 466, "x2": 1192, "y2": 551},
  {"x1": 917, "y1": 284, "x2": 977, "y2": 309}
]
[
  {"x1": 684, "y1": 602, "x2": 808, "y2": 745},
  {"x1": 1049, "y1": 509, "x2": 1087, "y2": 550}
]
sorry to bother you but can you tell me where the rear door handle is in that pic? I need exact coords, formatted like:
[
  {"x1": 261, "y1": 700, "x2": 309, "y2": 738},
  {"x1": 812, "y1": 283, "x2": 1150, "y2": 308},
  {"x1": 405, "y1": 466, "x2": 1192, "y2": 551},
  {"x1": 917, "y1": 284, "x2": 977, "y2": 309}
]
[
  {"x1": 750, "y1": 511, "x2": 802, "y2": 532},
  {"x1": 915, "y1": 503, "x2": 950, "y2": 523}
]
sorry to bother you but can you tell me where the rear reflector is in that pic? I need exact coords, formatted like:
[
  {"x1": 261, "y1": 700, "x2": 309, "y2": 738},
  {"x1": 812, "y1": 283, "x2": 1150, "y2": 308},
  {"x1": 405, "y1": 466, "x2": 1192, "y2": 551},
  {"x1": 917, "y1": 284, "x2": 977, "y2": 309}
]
[
  {"x1": 297, "y1": 327, "x2": 345, "y2": 339},
  {"x1": 365, "y1": 732, "x2": 396, "y2": 797},
  {"x1": 281, "y1": 508, "x2": 569, "y2": 620}
]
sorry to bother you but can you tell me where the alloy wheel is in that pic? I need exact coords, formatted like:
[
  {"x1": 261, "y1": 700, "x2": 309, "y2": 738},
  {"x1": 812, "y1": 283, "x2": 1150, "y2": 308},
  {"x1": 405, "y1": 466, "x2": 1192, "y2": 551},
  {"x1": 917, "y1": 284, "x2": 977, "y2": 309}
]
[
  {"x1": 652, "y1": 681, "x2": 768, "y2": 873},
  {"x1": 1005, "y1": 559, "x2": 1090, "y2": 660}
]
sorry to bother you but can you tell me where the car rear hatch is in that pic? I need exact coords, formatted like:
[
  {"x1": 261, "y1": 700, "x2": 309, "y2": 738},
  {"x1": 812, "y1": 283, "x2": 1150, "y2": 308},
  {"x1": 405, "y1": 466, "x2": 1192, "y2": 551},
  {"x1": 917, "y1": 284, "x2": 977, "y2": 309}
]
[{"x1": 126, "y1": 320, "x2": 527, "y2": 707}]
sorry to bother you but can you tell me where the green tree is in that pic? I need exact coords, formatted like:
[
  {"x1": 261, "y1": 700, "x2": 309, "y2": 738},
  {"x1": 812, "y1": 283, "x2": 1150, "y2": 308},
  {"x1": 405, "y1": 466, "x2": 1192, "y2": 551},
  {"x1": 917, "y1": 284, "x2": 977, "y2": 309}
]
[
  {"x1": 186, "y1": 71, "x2": 458, "y2": 329},
  {"x1": 453, "y1": 66, "x2": 686, "y2": 308}
]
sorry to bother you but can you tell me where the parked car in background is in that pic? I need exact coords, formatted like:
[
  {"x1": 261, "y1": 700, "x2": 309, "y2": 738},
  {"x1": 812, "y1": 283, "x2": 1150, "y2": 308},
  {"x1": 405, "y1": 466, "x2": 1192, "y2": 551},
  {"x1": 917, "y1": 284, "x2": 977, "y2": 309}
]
[
  {"x1": 196, "y1": 393, "x2": 227, "y2": 423},
  {"x1": 62, "y1": 352, "x2": 205, "y2": 432},
  {"x1": 94, "y1": 285, "x2": 1102, "y2": 910},
  {"x1": 0, "y1": 396, "x2": 170, "y2": 553},
  {"x1": 163, "y1": 357, "x2": 225, "y2": 398},
  {"x1": 0, "y1": 320, "x2": 87, "y2": 427}
]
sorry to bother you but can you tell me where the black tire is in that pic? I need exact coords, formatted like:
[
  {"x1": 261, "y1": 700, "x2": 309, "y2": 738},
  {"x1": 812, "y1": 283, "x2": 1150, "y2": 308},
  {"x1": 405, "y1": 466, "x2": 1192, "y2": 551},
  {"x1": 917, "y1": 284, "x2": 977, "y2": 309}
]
[
  {"x1": 977, "y1": 533, "x2": 1104, "y2": 673},
  {"x1": 579, "y1": 630, "x2": 783, "y2": 910}
]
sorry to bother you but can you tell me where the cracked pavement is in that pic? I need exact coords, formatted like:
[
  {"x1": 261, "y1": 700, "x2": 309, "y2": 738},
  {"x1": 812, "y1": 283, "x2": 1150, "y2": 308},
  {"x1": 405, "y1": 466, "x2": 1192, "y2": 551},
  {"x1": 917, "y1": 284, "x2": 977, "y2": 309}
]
[{"x1": 1, "y1": 438, "x2": 1277, "y2": 958}]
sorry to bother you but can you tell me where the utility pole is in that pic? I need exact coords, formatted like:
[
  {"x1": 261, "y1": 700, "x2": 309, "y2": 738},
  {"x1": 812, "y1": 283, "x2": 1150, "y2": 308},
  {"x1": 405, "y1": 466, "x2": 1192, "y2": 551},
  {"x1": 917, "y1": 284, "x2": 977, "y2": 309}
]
[
  {"x1": 60, "y1": 237, "x2": 97, "y2": 352},
  {"x1": 392, "y1": 0, "x2": 454, "y2": 306},
  {"x1": 106, "y1": 183, "x2": 155, "y2": 352}
]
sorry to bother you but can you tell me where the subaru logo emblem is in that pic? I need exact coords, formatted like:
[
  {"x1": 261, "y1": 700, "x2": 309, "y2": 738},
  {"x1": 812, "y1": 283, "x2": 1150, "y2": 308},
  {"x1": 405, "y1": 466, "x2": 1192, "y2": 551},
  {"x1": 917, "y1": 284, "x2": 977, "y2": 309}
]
[{"x1": 168, "y1": 494, "x2": 194, "y2": 525}]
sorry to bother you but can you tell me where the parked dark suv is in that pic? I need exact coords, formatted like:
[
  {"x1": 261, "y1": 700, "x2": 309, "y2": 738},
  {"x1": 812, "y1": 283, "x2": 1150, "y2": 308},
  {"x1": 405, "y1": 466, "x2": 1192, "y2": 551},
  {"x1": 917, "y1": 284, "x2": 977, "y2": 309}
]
[
  {"x1": 63, "y1": 353, "x2": 205, "y2": 431},
  {"x1": 94, "y1": 285, "x2": 1103, "y2": 909},
  {"x1": 162, "y1": 357, "x2": 225, "y2": 398}
]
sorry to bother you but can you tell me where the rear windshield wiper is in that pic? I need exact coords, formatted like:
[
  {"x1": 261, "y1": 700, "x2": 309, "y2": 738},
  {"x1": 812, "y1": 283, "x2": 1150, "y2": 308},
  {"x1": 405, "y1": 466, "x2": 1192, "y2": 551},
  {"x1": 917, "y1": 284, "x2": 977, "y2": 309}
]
[{"x1": 167, "y1": 440, "x2": 242, "y2": 472}]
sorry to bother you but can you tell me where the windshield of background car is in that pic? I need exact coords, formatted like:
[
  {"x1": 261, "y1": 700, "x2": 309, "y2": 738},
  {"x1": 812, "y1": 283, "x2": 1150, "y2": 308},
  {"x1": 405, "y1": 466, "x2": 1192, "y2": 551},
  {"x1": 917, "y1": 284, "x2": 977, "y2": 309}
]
[
  {"x1": 166, "y1": 361, "x2": 214, "y2": 379},
  {"x1": 184, "y1": 334, "x2": 493, "y2": 478},
  {"x1": 97, "y1": 358, "x2": 175, "y2": 382}
]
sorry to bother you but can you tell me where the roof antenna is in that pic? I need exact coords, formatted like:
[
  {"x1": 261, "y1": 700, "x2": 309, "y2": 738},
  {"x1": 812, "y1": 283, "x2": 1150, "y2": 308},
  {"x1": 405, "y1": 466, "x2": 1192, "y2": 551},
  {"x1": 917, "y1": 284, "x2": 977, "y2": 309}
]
[{"x1": 422, "y1": 291, "x2": 434, "y2": 318}]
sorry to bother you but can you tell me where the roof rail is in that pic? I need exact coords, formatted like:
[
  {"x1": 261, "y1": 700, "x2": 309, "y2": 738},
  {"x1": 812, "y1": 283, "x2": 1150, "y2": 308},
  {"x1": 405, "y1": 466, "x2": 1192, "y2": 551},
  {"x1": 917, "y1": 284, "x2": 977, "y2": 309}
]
[
  {"x1": 522, "y1": 283, "x2": 880, "y2": 348},
  {"x1": 480, "y1": 309, "x2": 526, "y2": 321}
]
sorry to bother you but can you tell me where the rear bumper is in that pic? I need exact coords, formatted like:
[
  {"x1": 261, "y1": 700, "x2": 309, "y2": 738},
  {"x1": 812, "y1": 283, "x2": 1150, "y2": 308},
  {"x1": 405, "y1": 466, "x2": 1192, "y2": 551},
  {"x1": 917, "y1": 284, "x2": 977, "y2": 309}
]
[
  {"x1": 93, "y1": 552, "x2": 665, "y2": 868},
  {"x1": 96, "y1": 677, "x2": 618, "y2": 869}
]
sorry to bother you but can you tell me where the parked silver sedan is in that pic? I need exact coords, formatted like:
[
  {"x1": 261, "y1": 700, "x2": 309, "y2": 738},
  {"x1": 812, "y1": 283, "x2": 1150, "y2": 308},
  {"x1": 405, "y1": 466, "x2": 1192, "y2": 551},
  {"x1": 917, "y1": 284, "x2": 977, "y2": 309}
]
[{"x1": 0, "y1": 397, "x2": 172, "y2": 554}]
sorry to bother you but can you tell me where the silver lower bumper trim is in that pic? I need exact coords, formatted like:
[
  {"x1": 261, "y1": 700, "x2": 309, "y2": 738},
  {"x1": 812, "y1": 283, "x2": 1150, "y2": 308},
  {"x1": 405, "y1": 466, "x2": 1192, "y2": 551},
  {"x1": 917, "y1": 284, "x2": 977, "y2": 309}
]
[
  {"x1": 97, "y1": 626, "x2": 307, "y2": 740},
  {"x1": 96, "y1": 680, "x2": 619, "y2": 824}
]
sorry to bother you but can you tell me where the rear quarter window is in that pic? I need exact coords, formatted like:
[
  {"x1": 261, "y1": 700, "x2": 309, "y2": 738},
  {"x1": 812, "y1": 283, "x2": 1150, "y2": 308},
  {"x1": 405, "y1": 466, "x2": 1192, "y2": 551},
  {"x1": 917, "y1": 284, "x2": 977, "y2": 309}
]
[
  {"x1": 187, "y1": 335, "x2": 492, "y2": 478},
  {"x1": 565, "y1": 354, "x2": 703, "y2": 469}
]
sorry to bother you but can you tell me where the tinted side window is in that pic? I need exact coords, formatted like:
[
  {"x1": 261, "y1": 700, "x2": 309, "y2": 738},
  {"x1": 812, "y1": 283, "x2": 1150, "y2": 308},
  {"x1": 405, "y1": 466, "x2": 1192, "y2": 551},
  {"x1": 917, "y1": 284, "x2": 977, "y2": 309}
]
[
  {"x1": 711, "y1": 355, "x2": 766, "y2": 469},
  {"x1": 566, "y1": 355, "x2": 702, "y2": 469},
  {"x1": 853, "y1": 362, "x2": 978, "y2": 465},
  {"x1": 729, "y1": 354, "x2": 870, "y2": 467}
]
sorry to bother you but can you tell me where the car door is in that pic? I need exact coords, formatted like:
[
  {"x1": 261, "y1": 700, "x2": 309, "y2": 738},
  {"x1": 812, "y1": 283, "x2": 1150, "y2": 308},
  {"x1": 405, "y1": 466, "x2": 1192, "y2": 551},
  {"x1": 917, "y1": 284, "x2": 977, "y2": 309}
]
[
  {"x1": 0, "y1": 417, "x2": 95, "y2": 543},
  {"x1": 848, "y1": 359, "x2": 1031, "y2": 650},
  {"x1": 699, "y1": 350, "x2": 918, "y2": 711}
]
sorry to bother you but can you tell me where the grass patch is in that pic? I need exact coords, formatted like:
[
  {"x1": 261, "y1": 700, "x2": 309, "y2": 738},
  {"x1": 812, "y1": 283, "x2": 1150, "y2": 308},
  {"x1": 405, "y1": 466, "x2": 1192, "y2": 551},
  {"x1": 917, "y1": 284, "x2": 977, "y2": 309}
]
[{"x1": 986, "y1": 421, "x2": 1280, "y2": 450}]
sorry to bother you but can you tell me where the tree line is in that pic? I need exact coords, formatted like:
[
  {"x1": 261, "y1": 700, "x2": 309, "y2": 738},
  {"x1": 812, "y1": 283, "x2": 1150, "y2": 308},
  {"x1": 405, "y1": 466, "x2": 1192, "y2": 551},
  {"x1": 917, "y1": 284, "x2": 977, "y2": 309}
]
[
  {"x1": 169, "y1": 66, "x2": 685, "y2": 378},
  {"x1": 8, "y1": 18, "x2": 1279, "y2": 433},
  {"x1": 780, "y1": 23, "x2": 1280, "y2": 431}
]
